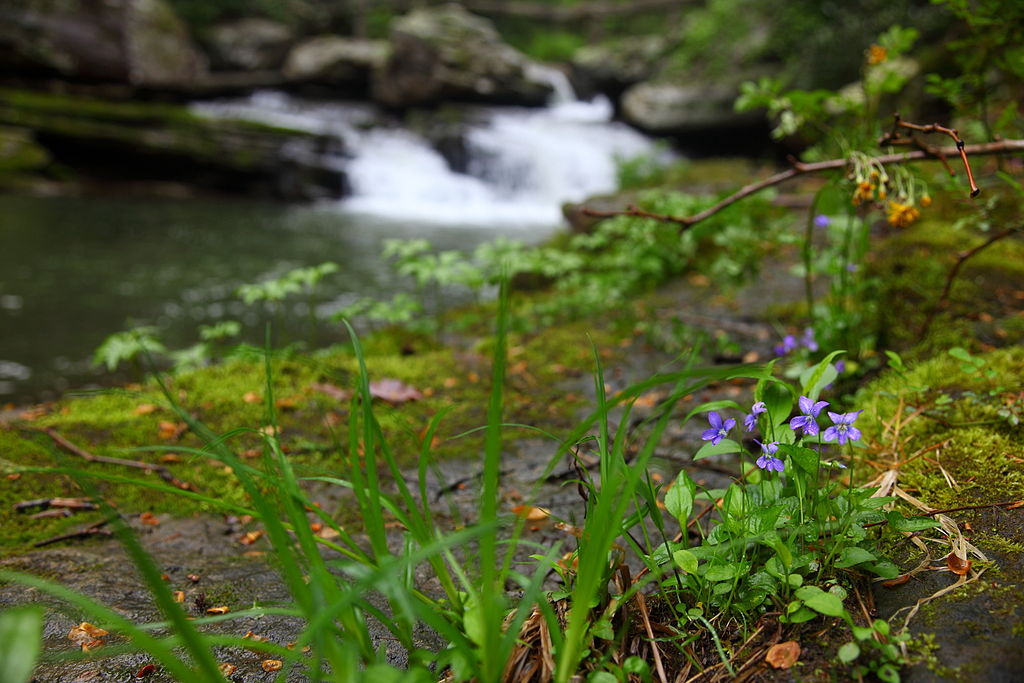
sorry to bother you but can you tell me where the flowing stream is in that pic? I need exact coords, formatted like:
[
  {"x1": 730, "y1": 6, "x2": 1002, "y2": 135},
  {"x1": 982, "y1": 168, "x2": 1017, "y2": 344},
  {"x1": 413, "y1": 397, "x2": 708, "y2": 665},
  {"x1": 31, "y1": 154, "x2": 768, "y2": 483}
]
[{"x1": 1, "y1": 85, "x2": 664, "y2": 403}]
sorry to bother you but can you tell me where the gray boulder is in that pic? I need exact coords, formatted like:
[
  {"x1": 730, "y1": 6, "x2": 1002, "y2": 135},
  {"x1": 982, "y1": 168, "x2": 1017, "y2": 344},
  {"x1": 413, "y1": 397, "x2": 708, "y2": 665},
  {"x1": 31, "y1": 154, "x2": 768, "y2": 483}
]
[
  {"x1": 372, "y1": 3, "x2": 554, "y2": 108},
  {"x1": 0, "y1": 0, "x2": 205, "y2": 87},
  {"x1": 621, "y1": 81, "x2": 761, "y2": 136},
  {"x1": 283, "y1": 35, "x2": 388, "y2": 87},
  {"x1": 205, "y1": 18, "x2": 294, "y2": 71},
  {"x1": 572, "y1": 35, "x2": 671, "y2": 96}
]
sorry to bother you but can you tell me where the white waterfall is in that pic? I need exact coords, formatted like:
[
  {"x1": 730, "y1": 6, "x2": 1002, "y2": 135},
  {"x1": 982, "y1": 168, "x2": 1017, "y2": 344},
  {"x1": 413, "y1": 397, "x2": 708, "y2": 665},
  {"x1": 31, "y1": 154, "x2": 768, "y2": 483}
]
[{"x1": 192, "y1": 85, "x2": 664, "y2": 227}]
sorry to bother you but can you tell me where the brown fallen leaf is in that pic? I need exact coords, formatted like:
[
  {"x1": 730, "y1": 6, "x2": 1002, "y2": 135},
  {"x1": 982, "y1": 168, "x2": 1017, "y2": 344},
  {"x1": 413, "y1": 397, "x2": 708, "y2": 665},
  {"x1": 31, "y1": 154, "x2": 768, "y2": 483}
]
[
  {"x1": 512, "y1": 505, "x2": 550, "y2": 521},
  {"x1": 1006, "y1": 500, "x2": 1024, "y2": 510},
  {"x1": 157, "y1": 421, "x2": 187, "y2": 441},
  {"x1": 135, "y1": 664, "x2": 157, "y2": 678},
  {"x1": 206, "y1": 606, "x2": 230, "y2": 615},
  {"x1": 239, "y1": 530, "x2": 265, "y2": 545},
  {"x1": 158, "y1": 453, "x2": 182, "y2": 464},
  {"x1": 242, "y1": 391, "x2": 261, "y2": 404},
  {"x1": 311, "y1": 382, "x2": 352, "y2": 402},
  {"x1": 68, "y1": 623, "x2": 109, "y2": 647},
  {"x1": 173, "y1": 591, "x2": 185, "y2": 603},
  {"x1": 187, "y1": 574, "x2": 201, "y2": 583},
  {"x1": 6, "y1": 473, "x2": 21, "y2": 481},
  {"x1": 217, "y1": 663, "x2": 237, "y2": 676},
  {"x1": 139, "y1": 512, "x2": 160, "y2": 526},
  {"x1": 261, "y1": 660, "x2": 283, "y2": 672},
  {"x1": 947, "y1": 553, "x2": 971, "y2": 576},
  {"x1": 134, "y1": 404, "x2": 158, "y2": 416},
  {"x1": 882, "y1": 574, "x2": 911, "y2": 588},
  {"x1": 369, "y1": 378, "x2": 423, "y2": 404},
  {"x1": 243, "y1": 630, "x2": 268, "y2": 642},
  {"x1": 765, "y1": 640, "x2": 801, "y2": 669}
]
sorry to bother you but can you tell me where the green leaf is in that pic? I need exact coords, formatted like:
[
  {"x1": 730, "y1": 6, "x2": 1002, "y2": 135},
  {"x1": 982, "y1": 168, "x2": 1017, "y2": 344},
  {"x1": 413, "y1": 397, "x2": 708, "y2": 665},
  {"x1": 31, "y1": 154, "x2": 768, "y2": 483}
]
[
  {"x1": 665, "y1": 470, "x2": 697, "y2": 524},
  {"x1": 796, "y1": 586, "x2": 846, "y2": 617},
  {"x1": 673, "y1": 549, "x2": 699, "y2": 574},
  {"x1": 886, "y1": 510, "x2": 940, "y2": 532},
  {"x1": 693, "y1": 438, "x2": 742, "y2": 460},
  {"x1": 704, "y1": 564, "x2": 736, "y2": 582},
  {"x1": 779, "y1": 444, "x2": 819, "y2": 476},
  {"x1": 800, "y1": 350, "x2": 845, "y2": 401},
  {"x1": 0, "y1": 606, "x2": 42, "y2": 683},
  {"x1": 756, "y1": 379, "x2": 794, "y2": 428},
  {"x1": 587, "y1": 672, "x2": 618, "y2": 683},
  {"x1": 835, "y1": 547, "x2": 878, "y2": 568},
  {"x1": 837, "y1": 641, "x2": 861, "y2": 663}
]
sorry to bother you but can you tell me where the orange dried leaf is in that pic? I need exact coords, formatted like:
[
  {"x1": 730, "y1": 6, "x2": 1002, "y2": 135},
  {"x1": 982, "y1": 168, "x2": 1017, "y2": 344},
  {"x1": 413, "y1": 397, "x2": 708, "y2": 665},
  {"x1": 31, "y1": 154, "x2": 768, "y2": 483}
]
[
  {"x1": 765, "y1": 640, "x2": 801, "y2": 669},
  {"x1": 242, "y1": 391, "x2": 262, "y2": 404},
  {"x1": 158, "y1": 453, "x2": 182, "y2": 463},
  {"x1": 173, "y1": 591, "x2": 185, "y2": 603},
  {"x1": 1006, "y1": 500, "x2": 1024, "y2": 510},
  {"x1": 206, "y1": 606, "x2": 230, "y2": 615},
  {"x1": 139, "y1": 512, "x2": 160, "y2": 526},
  {"x1": 157, "y1": 421, "x2": 187, "y2": 440},
  {"x1": 187, "y1": 574, "x2": 201, "y2": 583},
  {"x1": 135, "y1": 664, "x2": 157, "y2": 678},
  {"x1": 6, "y1": 473, "x2": 21, "y2": 480},
  {"x1": 243, "y1": 631, "x2": 267, "y2": 642},
  {"x1": 239, "y1": 530, "x2": 265, "y2": 545},
  {"x1": 882, "y1": 574, "x2": 911, "y2": 588},
  {"x1": 261, "y1": 660, "x2": 284, "y2": 672},
  {"x1": 512, "y1": 505, "x2": 550, "y2": 521},
  {"x1": 947, "y1": 553, "x2": 971, "y2": 576},
  {"x1": 217, "y1": 663, "x2": 237, "y2": 676},
  {"x1": 134, "y1": 404, "x2": 158, "y2": 416}
]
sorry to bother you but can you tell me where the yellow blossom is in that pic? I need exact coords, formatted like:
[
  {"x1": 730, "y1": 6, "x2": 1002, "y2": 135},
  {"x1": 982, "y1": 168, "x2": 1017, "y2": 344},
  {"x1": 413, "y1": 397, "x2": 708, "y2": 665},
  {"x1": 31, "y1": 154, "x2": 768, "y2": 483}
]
[
  {"x1": 852, "y1": 181, "x2": 875, "y2": 206},
  {"x1": 868, "y1": 44, "x2": 888, "y2": 65},
  {"x1": 886, "y1": 201, "x2": 920, "y2": 227}
]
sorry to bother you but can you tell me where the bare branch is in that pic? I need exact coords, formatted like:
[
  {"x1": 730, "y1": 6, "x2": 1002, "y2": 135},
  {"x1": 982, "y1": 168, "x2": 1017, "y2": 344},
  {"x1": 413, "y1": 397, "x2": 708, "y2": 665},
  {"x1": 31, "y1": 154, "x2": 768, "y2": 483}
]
[{"x1": 581, "y1": 139, "x2": 1024, "y2": 230}]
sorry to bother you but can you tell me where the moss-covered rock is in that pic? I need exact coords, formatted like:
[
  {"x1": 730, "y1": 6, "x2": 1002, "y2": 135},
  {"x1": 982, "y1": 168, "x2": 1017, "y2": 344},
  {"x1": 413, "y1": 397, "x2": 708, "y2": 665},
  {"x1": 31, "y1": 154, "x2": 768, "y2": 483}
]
[
  {"x1": 0, "y1": 0, "x2": 205, "y2": 86},
  {"x1": 0, "y1": 87, "x2": 346, "y2": 199}
]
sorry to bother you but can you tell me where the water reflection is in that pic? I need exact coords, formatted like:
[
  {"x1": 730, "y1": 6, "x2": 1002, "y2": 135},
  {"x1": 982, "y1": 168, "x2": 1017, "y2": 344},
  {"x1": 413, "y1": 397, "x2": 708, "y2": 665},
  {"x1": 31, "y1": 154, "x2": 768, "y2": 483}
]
[{"x1": 0, "y1": 194, "x2": 553, "y2": 403}]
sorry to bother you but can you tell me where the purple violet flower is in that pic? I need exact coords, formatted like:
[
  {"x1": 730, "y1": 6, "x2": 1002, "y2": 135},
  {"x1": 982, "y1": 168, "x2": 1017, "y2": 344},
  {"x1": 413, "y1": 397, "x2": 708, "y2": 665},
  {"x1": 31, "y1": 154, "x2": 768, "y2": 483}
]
[
  {"x1": 701, "y1": 411, "x2": 736, "y2": 446},
  {"x1": 801, "y1": 328, "x2": 819, "y2": 352},
  {"x1": 823, "y1": 410, "x2": 864, "y2": 445},
  {"x1": 743, "y1": 401, "x2": 767, "y2": 432},
  {"x1": 835, "y1": 360, "x2": 846, "y2": 374},
  {"x1": 775, "y1": 334, "x2": 798, "y2": 357},
  {"x1": 790, "y1": 396, "x2": 829, "y2": 437},
  {"x1": 755, "y1": 440, "x2": 784, "y2": 471},
  {"x1": 814, "y1": 214, "x2": 831, "y2": 228}
]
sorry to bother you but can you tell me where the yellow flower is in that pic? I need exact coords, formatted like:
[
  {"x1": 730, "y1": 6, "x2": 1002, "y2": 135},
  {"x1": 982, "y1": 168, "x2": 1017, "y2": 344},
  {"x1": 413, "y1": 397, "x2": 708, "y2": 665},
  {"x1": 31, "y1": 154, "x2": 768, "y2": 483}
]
[
  {"x1": 920, "y1": 194, "x2": 932, "y2": 207},
  {"x1": 852, "y1": 181, "x2": 875, "y2": 206},
  {"x1": 868, "y1": 44, "x2": 888, "y2": 65},
  {"x1": 886, "y1": 201, "x2": 920, "y2": 227}
]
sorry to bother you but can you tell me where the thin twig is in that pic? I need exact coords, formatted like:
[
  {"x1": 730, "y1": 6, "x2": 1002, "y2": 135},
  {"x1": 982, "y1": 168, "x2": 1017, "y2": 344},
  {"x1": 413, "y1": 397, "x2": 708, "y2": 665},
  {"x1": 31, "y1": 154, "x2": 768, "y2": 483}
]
[
  {"x1": 917, "y1": 225, "x2": 1022, "y2": 339},
  {"x1": 881, "y1": 114, "x2": 980, "y2": 195},
  {"x1": 33, "y1": 517, "x2": 114, "y2": 547},
  {"x1": 41, "y1": 426, "x2": 194, "y2": 491},
  {"x1": 581, "y1": 140, "x2": 1023, "y2": 230}
]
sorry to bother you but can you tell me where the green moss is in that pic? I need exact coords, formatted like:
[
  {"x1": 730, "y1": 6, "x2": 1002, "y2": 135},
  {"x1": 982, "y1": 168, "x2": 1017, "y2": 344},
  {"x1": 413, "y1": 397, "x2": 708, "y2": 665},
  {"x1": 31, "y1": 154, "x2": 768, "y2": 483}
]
[
  {"x1": 0, "y1": 317, "x2": 622, "y2": 554},
  {"x1": 868, "y1": 220, "x2": 1024, "y2": 358}
]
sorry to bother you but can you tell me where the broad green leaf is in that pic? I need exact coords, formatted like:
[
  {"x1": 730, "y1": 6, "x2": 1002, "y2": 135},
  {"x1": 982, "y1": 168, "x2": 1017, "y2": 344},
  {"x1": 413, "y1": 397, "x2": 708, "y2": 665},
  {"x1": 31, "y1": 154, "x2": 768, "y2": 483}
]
[
  {"x1": 681, "y1": 400, "x2": 742, "y2": 427},
  {"x1": 838, "y1": 641, "x2": 861, "y2": 663},
  {"x1": 0, "y1": 606, "x2": 42, "y2": 683},
  {"x1": 673, "y1": 549, "x2": 699, "y2": 574},
  {"x1": 693, "y1": 438, "x2": 742, "y2": 460},
  {"x1": 886, "y1": 510, "x2": 940, "y2": 532},
  {"x1": 779, "y1": 444, "x2": 819, "y2": 476},
  {"x1": 796, "y1": 586, "x2": 846, "y2": 617},
  {"x1": 704, "y1": 564, "x2": 736, "y2": 582},
  {"x1": 799, "y1": 350, "x2": 845, "y2": 401},
  {"x1": 756, "y1": 379, "x2": 794, "y2": 427},
  {"x1": 835, "y1": 547, "x2": 877, "y2": 568},
  {"x1": 665, "y1": 470, "x2": 697, "y2": 524}
]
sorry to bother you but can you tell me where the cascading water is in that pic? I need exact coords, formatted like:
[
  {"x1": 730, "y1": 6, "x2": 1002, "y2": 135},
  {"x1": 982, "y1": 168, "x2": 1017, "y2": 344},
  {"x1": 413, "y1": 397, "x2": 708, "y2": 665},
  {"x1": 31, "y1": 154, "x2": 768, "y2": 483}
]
[{"x1": 192, "y1": 76, "x2": 664, "y2": 227}]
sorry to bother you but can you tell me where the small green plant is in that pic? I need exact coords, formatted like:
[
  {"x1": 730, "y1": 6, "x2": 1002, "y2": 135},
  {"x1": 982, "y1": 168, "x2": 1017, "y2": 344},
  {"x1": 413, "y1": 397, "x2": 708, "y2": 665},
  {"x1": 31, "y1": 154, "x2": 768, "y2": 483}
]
[{"x1": 92, "y1": 326, "x2": 167, "y2": 375}]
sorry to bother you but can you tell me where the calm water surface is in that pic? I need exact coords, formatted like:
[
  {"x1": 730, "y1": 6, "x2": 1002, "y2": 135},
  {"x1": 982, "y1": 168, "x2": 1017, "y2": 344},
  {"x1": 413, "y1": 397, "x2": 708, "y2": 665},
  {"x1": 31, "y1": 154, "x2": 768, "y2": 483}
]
[{"x1": 0, "y1": 193, "x2": 553, "y2": 403}]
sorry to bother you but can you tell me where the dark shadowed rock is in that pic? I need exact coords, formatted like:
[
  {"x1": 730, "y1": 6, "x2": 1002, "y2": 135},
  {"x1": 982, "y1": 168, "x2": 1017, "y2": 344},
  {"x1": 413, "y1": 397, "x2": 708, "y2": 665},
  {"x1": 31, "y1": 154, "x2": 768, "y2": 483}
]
[
  {"x1": 0, "y1": 0, "x2": 206, "y2": 87},
  {"x1": 372, "y1": 3, "x2": 554, "y2": 108},
  {"x1": 0, "y1": 87, "x2": 347, "y2": 200},
  {"x1": 283, "y1": 35, "x2": 388, "y2": 89},
  {"x1": 571, "y1": 35, "x2": 672, "y2": 99},
  {"x1": 204, "y1": 17, "x2": 294, "y2": 72}
]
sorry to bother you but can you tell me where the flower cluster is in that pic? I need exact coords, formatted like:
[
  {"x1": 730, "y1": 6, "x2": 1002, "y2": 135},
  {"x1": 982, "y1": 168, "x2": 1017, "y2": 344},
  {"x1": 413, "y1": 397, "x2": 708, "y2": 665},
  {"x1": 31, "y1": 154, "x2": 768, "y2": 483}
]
[
  {"x1": 697, "y1": 395, "x2": 864, "y2": 475},
  {"x1": 886, "y1": 201, "x2": 921, "y2": 228},
  {"x1": 774, "y1": 327, "x2": 818, "y2": 357}
]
